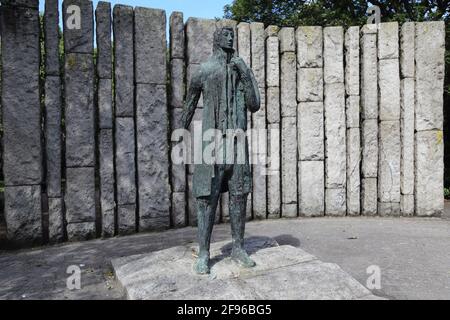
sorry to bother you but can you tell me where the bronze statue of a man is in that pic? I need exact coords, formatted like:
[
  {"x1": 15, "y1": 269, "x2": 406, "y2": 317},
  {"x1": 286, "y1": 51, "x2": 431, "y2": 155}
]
[{"x1": 182, "y1": 26, "x2": 261, "y2": 274}]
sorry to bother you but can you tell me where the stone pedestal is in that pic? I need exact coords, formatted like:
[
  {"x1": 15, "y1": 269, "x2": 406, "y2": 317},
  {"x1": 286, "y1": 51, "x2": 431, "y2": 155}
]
[{"x1": 112, "y1": 237, "x2": 384, "y2": 300}]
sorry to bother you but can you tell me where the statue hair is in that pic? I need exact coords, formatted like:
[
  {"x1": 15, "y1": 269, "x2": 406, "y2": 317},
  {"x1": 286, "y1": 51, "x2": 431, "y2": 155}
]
[{"x1": 213, "y1": 26, "x2": 234, "y2": 53}]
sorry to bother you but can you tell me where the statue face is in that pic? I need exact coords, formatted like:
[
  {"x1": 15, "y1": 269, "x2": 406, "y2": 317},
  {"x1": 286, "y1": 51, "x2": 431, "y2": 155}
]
[{"x1": 219, "y1": 28, "x2": 234, "y2": 51}]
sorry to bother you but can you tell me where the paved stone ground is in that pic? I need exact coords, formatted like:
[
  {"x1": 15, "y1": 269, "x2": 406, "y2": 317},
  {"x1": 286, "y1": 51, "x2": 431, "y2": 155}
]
[{"x1": 0, "y1": 201, "x2": 449, "y2": 300}]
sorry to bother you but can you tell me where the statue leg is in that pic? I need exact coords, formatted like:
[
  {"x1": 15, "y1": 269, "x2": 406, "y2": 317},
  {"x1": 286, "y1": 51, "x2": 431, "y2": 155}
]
[
  {"x1": 229, "y1": 193, "x2": 256, "y2": 268},
  {"x1": 194, "y1": 168, "x2": 223, "y2": 274}
]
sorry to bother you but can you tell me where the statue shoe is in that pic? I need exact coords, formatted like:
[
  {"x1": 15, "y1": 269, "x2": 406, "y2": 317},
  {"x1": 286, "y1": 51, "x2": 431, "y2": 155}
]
[
  {"x1": 194, "y1": 254, "x2": 210, "y2": 275},
  {"x1": 231, "y1": 247, "x2": 256, "y2": 268}
]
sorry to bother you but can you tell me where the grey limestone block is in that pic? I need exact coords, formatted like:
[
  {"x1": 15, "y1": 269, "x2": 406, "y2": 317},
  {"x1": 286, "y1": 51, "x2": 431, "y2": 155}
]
[
  {"x1": 361, "y1": 119, "x2": 378, "y2": 178},
  {"x1": 251, "y1": 22, "x2": 266, "y2": 89},
  {"x1": 136, "y1": 84, "x2": 171, "y2": 230},
  {"x1": 298, "y1": 161, "x2": 324, "y2": 217},
  {"x1": 297, "y1": 68, "x2": 323, "y2": 102},
  {"x1": 323, "y1": 26, "x2": 344, "y2": 84},
  {"x1": 378, "y1": 121, "x2": 401, "y2": 204},
  {"x1": 279, "y1": 27, "x2": 295, "y2": 53},
  {"x1": 378, "y1": 58, "x2": 400, "y2": 121},
  {"x1": 99, "y1": 129, "x2": 116, "y2": 238},
  {"x1": 298, "y1": 102, "x2": 324, "y2": 161},
  {"x1": 346, "y1": 128, "x2": 361, "y2": 216},
  {"x1": 170, "y1": 11, "x2": 185, "y2": 59},
  {"x1": 281, "y1": 52, "x2": 297, "y2": 117},
  {"x1": 345, "y1": 26, "x2": 360, "y2": 96},
  {"x1": 98, "y1": 78, "x2": 113, "y2": 129},
  {"x1": 281, "y1": 116, "x2": 297, "y2": 215},
  {"x1": 115, "y1": 117, "x2": 137, "y2": 206},
  {"x1": 296, "y1": 26, "x2": 323, "y2": 68},
  {"x1": 415, "y1": 21, "x2": 445, "y2": 131},
  {"x1": 400, "y1": 78, "x2": 415, "y2": 196},
  {"x1": 67, "y1": 222, "x2": 96, "y2": 242},
  {"x1": 360, "y1": 28, "x2": 377, "y2": 120},
  {"x1": 266, "y1": 34, "x2": 279, "y2": 88},
  {"x1": 325, "y1": 188, "x2": 346, "y2": 217},
  {"x1": 237, "y1": 22, "x2": 251, "y2": 66},
  {"x1": 361, "y1": 178, "x2": 377, "y2": 216},
  {"x1": 400, "y1": 22, "x2": 415, "y2": 78},
  {"x1": 400, "y1": 194, "x2": 414, "y2": 216},
  {"x1": 266, "y1": 86, "x2": 280, "y2": 124},
  {"x1": 378, "y1": 22, "x2": 399, "y2": 60},
  {"x1": 378, "y1": 202, "x2": 400, "y2": 217},
  {"x1": 134, "y1": 7, "x2": 167, "y2": 85},
  {"x1": 172, "y1": 192, "x2": 186, "y2": 228},
  {"x1": 1, "y1": 0, "x2": 39, "y2": 8},
  {"x1": 113, "y1": 4, "x2": 134, "y2": 117},
  {"x1": 4, "y1": 185, "x2": 42, "y2": 245},
  {"x1": 324, "y1": 83, "x2": 346, "y2": 189},
  {"x1": 45, "y1": 76, "x2": 62, "y2": 198},
  {"x1": 48, "y1": 197, "x2": 64, "y2": 243},
  {"x1": 170, "y1": 58, "x2": 185, "y2": 109},
  {"x1": 1, "y1": 5, "x2": 42, "y2": 186},
  {"x1": 96, "y1": 1, "x2": 112, "y2": 79},
  {"x1": 64, "y1": 53, "x2": 95, "y2": 167},
  {"x1": 62, "y1": 0, "x2": 94, "y2": 54},
  {"x1": 118, "y1": 204, "x2": 136, "y2": 235},
  {"x1": 415, "y1": 130, "x2": 444, "y2": 217},
  {"x1": 346, "y1": 95, "x2": 360, "y2": 129},
  {"x1": 65, "y1": 167, "x2": 96, "y2": 224},
  {"x1": 44, "y1": 0, "x2": 61, "y2": 76}
]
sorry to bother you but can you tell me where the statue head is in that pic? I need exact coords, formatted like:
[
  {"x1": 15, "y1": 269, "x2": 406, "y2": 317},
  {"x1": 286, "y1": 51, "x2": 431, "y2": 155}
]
[{"x1": 213, "y1": 26, "x2": 234, "y2": 53}]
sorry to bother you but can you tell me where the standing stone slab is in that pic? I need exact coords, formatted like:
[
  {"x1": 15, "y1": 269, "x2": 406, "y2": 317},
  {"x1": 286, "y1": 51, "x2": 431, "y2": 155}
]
[
  {"x1": 4, "y1": 185, "x2": 42, "y2": 245},
  {"x1": 345, "y1": 26, "x2": 359, "y2": 96},
  {"x1": 186, "y1": 18, "x2": 216, "y2": 65},
  {"x1": 347, "y1": 128, "x2": 360, "y2": 216},
  {"x1": 279, "y1": 27, "x2": 295, "y2": 53},
  {"x1": 135, "y1": 7, "x2": 166, "y2": 85},
  {"x1": 281, "y1": 52, "x2": 297, "y2": 117},
  {"x1": 1, "y1": 5, "x2": 42, "y2": 186},
  {"x1": 99, "y1": 129, "x2": 115, "y2": 238},
  {"x1": 346, "y1": 95, "x2": 360, "y2": 129},
  {"x1": 401, "y1": 194, "x2": 414, "y2": 216},
  {"x1": 113, "y1": 5, "x2": 134, "y2": 117},
  {"x1": 238, "y1": 22, "x2": 251, "y2": 65},
  {"x1": 379, "y1": 59, "x2": 400, "y2": 121},
  {"x1": 65, "y1": 167, "x2": 95, "y2": 224},
  {"x1": 48, "y1": 197, "x2": 64, "y2": 243},
  {"x1": 378, "y1": 22, "x2": 399, "y2": 60},
  {"x1": 170, "y1": 12, "x2": 184, "y2": 60},
  {"x1": 297, "y1": 68, "x2": 323, "y2": 102},
  {"x1": 282, "y1": 116, "x2": 297, "y2": 218},
  {"x1": 251, "y1": 22, "x2": 267, "y2": 220},
  {"x1": 66, "y1": 222, "x2": 95, "y2": 242},
  {"x1": 298, "y1": 102, "x2": 324, "y2": 161},
  {"x1": 325, "y1": 188, "x2": 346, "y2": 216},
  {"x1": 118, "y1": 204, "x2": 136, "y2": 235},
  {"x1": 266, "y1": 87, "x2": 280, "y2": 124},
  {"x1": 2, "y1": 0, "x2": 39, "y2": 8},
  {"x1": 267, "y1": 123, "x2": 280, "y2": 219},
  {"x1": 298, "y1": 161, "x2": 324, "y2": 217},
  {"x1": 378, "y1": 202, "x2": 400, "y2": 217},
  {"x1": 250, "y1": 22, "x2": 266, "y2": 90},
  {"x1": 324, "y1": 83, "x2": 346, "y2": 189},
  {"x1": 62, "y1": 0, "x2": 94, "y2": 54},
  {"x1": 115, "y1": 117, "x2": 136, "y2": 206},
  {"x1": 362, "y1": 178, "x2": 377, "y2": 216},
  {"x1": 45, "y1": 76, "x2": 62, "y2": 198},
  {"x1": 96, "y1": 1, "x2": 112, "y2": 79},
  {"x1": 136, "y1": 84, "x2": 171, "y2": 230},
  {"x1": 296, "y1": 26, "x2": 323, "y2": 68},
  {"x1": 64, "y1": 53, "x2": 95, "y2": 167},
  {"x1": 323, "y1": 26, "x2": 344, "y2": 84},
  {"x1": 266, "y1": 31, "x2": 279, "y2": 88},
  {"x1": 401, "y1": 78, "x2": 415, "y2": 196},
  {"x1": 378, "y1": 121, "x2": 401, "y2": 204},
  {"x1": 170, "y1": 58, "x2": 185, "y2": 109},
  {"x1": 362, "y1": 119, "x2": 378, "y2": 178},
  {"x1": 415, "y1": 130, "x2": 444, "y2": 216},
  {"x1": 360, "y1": 25, "x2": 378, "y2": 120},
  {"x1": 44, "y1": 0, "x2": 60, "y2": 76},
  {"x1": 172, "y1": 192, "x2": 186, "y2": 228},
  {"x1": 415, "y1": 22, "x2": 445, "y2": 131},
  {"x1": 98, "y1": 78, "x2": 113, "y2": 129},
  {"x1": 170, "y1": 108, "x2": 187, "y2": 193},
  {"x1": 400, "y1": 22, "x2": 415, "y2": 78}
]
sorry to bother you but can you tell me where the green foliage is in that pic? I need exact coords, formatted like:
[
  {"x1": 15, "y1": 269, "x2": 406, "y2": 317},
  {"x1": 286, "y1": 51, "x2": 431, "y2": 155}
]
[{"x1": 445, "y1": 188, "x2": 450, "y2": 199}]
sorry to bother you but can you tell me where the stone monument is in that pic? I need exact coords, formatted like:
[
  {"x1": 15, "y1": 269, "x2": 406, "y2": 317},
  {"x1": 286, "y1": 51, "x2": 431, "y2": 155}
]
[{"x1": 182, "y1": 26, "x2": 261, "y2": 274}]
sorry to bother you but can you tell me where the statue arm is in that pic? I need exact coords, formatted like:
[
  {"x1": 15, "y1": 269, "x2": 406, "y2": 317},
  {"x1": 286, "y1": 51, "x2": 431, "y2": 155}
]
[
  {"x1": 240, "y1": 68, "x2": 260, "y2": 113},
  {"x1": 181, "y1": 69, "x2": 202, "y2": 129}
]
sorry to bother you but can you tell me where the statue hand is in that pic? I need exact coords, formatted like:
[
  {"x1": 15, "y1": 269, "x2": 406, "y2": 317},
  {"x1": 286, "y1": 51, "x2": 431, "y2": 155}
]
[{"x1": 230, "y1": 57, "x2": 248, "y2": 75}]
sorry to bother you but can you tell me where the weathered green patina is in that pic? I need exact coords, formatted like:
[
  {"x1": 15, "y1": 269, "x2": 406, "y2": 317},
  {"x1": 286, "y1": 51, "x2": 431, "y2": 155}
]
[{"x1": 182, "y1": 26, "x2": 261, "y2": 274}]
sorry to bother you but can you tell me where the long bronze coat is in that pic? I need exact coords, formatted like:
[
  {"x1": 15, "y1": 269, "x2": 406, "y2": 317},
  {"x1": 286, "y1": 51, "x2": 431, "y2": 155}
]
[{"x1": 182, "y1": 48, "x2": 260, "y2": 198}]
